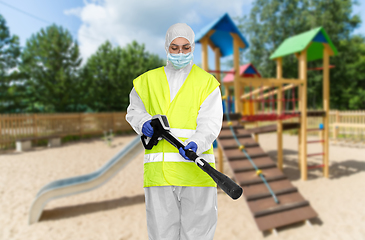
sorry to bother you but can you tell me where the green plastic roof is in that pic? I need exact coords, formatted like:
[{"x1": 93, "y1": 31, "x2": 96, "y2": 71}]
[{"x1": 270, "y1": 27, "x2": 338, "y2": 61}]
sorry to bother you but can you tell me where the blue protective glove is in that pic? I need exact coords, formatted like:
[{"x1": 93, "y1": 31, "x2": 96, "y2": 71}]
[
  {"x1": 142, "y1": 120, "x2": 154, "y2": 137},
  {"x1": 179, "y1": 141, "x2": 198, "y2": 160}
]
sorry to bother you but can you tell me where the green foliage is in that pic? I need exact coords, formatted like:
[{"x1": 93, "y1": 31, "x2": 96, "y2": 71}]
[
  {"x1": 0, "y1": 14, "x2": 22, "y2": 113},
  {"x1": 20, "y1": 24, "x2": 82, "y2": 113},
  {"x1": 333, "y1": 35, "x2": 365, "y2": 109},
  {"x1": 83, "y1": 40, "x2": 165, "y2": 112},
  {"x1": 237, "y1": 0, "x2": 364, "y2": 110}
]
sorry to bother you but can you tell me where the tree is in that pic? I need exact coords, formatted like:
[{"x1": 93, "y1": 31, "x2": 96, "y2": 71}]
[
  {"x1": 20, "y1": 24, "x2": 82, "y2": 113},
  {"x1": 83, "y1": 40, "x2": 164, "y2": 112},
  {"x1": 0, "y1": 14, "x2": 22, "y2": 113},
  {"x1": 237, "y1": 0, "x2": 363, "y2": 109}
]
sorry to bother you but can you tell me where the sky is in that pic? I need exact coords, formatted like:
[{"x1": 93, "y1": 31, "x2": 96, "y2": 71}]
[{"x1": 0, "y1": 0, "x2": 364, "y2": 69}]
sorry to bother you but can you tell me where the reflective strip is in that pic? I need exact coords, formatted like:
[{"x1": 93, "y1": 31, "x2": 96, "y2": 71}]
[
  {"x1": 144, "y1": 152, "x2": 215, "y2": 164},
  {"x1": 163, "y1": 153, "x2": 215, "y2": 163},
  {"x1": 170, "y1": 128, "x2": 196, "y2": 139},
  {"x1": 144, "y1": 153, "x2": 163, "y2": 163}
]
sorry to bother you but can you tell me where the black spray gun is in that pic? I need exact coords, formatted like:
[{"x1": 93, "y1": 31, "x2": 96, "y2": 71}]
[{"x1": 141, "y1": 115, "x2": 243, "y2": 200}]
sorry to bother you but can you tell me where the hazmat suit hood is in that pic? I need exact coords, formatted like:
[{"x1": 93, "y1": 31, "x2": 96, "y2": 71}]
[{"x1": 165, "y1": 23, "x2": 195, "y2": 71}]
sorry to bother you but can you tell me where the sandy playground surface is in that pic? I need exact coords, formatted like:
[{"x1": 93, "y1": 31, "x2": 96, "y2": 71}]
[{"x1": 1, "y1": 133, "x2": 365, "y2": 240}]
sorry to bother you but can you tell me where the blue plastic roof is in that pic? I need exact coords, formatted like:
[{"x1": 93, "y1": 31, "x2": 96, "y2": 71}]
[
  {"x1": 195, "y1": 13, "x2": 249, "y2": 57},
  {"x1": 245, "y1": 65, "x2": 257, "y2": 74},
  {"x1": 312, "y1": 31, "x2": 328, "y2": 43}
]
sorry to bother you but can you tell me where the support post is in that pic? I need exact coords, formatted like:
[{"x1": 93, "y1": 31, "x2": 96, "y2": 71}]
[
  {"x1": 276, "y1": 58, "x2": 283, "y2": 171},
  {"x1": 201, "y1": 37, "x2": 209, "y2": 72},
  {"x1": 323, "y1": 47, "x2": 330, "y2": 178},
  {"x1": 218, "y1": 144, "x2": 224, "y2": 173},
  {"x1": 233, "y1": 36, "x2": 241, "y2": 114},
  {"x1": 215, "y1": 48, "x2": 221, "y2": 84},
  {"x1": 299, "y1": 51, "x2": 308, "y2": 181}
]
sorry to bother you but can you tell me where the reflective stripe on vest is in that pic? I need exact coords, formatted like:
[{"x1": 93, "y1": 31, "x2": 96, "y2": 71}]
[
  {"x1": 144, "y1": 153, "x2": 215, "y2": 164},
  {"x1": 133, "y1": 64, "x2": 220, "y2": 187}
]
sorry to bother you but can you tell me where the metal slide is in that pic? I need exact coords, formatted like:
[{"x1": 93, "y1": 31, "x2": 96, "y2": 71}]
[{"x1": 29, "y1": 135, "x2": 143, "y2": 224}]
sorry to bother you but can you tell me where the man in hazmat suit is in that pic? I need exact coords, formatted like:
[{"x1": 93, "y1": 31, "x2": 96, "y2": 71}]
[{"x1": 126, "y1": 22, "x2": 223, "y2": 240}]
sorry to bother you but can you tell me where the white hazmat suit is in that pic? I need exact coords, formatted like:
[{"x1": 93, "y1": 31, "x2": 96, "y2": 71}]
[{"x1": 126, "y1": 23, "x2": 223, "y2": 240}]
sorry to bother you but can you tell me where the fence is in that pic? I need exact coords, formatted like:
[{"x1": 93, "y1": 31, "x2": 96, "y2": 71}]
[
  {"x1": 0, "y1": 112, "x2": 133, "y2": 150},
  {"x1": 306, "y1": 110, "x2": 365, "y2": 142},
  {"x1": 1, "y1": 110, "x2": 365, "y2": 150}
]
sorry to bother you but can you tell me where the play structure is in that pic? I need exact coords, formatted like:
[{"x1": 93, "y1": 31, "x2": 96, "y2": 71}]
[{"x1": 195, "y1": 13, "x2": 337, "y2": 231}]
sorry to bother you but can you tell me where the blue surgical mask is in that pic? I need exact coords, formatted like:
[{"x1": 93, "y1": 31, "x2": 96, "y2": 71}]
[{"x1": 167, "y1": 52, "x2": 193, "y2": 70}]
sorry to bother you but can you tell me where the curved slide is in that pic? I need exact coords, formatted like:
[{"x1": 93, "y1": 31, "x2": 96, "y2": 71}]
[{"x1": 29, "y1": 135, "x2": 144, "y2": 224}]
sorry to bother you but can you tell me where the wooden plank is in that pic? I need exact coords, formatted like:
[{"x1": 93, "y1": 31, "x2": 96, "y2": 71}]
[
  {"x1": 233, "y1": 35, "x2": 241, "y2": 113},
  {"x1": 233, "y1": 163, "x2": 277, "y2": 173},
  {"x1": 332, "y1": 123, "x2": 365, "y2": 128},
  {"x1": 215, "y1": 47, "x2": 221, "y2": 88},
  {"x1": 277, "y1": 58, "x2": 283, "y2": 171},
  {"x1": 241, "y1": 86, "x2": 270, "y2": 100},
  {"x1": 218, "y1": 144, "x2": 223, "y2": 173},
  {"x1": 219, "y1": 133, "x2": 251, "y2": 140},
  {"x1": 227, "y1": 153, "x2": 269, "y2": 161},
  {"x1": 255, "y1": 206, "x2": 317, "y2": 231},
  {"x1": 235, "y1": 167, "x2": 286, "y2": 186},
  {"x1": 228, "y1": 157, "x2": 273, "y2": 171},
  {"x1": 247, "y1": 186, "x2": 296, "y2": 202},
  {"x1": 254, "y1": 201, "x2": 309, "y2": 218},
  {"x1": 239, "y1": 77, "x2": 304, "y2": 87},
  {"x1": 218, "y1": 138, "x2": 257, "y2": 149},
  {"x1": 222, "y1": 142, "x2": 259, "y2": 150},
  {"x1": 201, "y1": 37, "x2": 209, "y2": 71},
  {"x1": 239, "y1": 175, "x2": 287, "y2": 187},
  {"x1": 223, "y1": 113, "x2": 242, "y2": 121},
  {"x1": 256, "y1": 84, "x2": 295, "y2": 100},
  {"x1": 248, "y1": 192, "x2": 306, "y2": 214},
  {"x1": 299, "y1": 50, "x2": 308, "y2": 180}
]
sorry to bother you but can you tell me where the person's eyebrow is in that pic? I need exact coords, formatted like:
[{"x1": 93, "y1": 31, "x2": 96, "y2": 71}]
[{"x1": 171, "y1": 43, "x2": 191, "y2": 46}]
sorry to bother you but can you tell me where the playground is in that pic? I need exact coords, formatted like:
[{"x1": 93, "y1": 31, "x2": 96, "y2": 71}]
[
  {"x1": 1, "y1": 133, "x2": 365, "y2": 239},
  {"x1": 1, "y1": 11, "x2": 365, "y2": 239}
]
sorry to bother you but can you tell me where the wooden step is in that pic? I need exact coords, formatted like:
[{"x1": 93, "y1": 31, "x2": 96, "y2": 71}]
[
  {"x1": 223, "y1": 113, "x2": 242, "y2": 121},
  {"x1": 227, "y1": 153, "x2": 268, "y2": 161},
  {"x1": 254, "y1": 201, "x2": 309, "y2": 218},
  {"x1": 236, "y1": 168, "x2": 286, "y2": 186},
  {"x1": 246, "y1": 187, "x2": 298, "y2": 201},
  {"x1": 218, "y1": 138, "x2": 257, "y2": 149},
  {"x1": 248, "y1": 192, "x2": 306, "y2": 215},
  {"x1": 239, "y1": 175, "x2": 287, "y2": 186},
  {"x1": 222, "y1": 142, "x2": 259, "y2": 150},
  {"x1": 233, "y1": 163, "x2": 277, "y2": 173},
  {"x1": 219, "y1": 133, "x2": 251, "y2": 140},
  {"x1": 243, "y1": 179, "x2": 294, "y2": 200},
  {"x1": 229, "y1": 157, "x2": 275, "y2": 172},
  {"x1": 224, "y1": 146, "x2": 266, "y2": 160},
  {"x1": 255, "y1": 205, "x2": 317, "y2": 231},
  {"x1": 221, "y1": 124, "x2": 244, "y2": 130}
]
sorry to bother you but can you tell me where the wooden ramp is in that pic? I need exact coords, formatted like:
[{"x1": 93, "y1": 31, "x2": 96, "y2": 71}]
[
  {"x1": 245, "y1": 122, "x2": 300, "y2": 135},
  {"x1": 217, "y1": 119, "x2": 317, "y2": 232}
]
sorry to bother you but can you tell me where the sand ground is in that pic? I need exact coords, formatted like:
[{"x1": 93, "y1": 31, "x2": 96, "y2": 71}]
[{"x1": 1, "y1": 133, "x2": 365, "y2": 240}]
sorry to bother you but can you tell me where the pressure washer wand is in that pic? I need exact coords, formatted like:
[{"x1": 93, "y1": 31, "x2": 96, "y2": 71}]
[{"x1": 141, "y1": 115, "x2": 243, "y2": 200}]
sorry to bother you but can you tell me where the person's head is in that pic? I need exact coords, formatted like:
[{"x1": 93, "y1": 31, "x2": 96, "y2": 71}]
[{"x1": 165, "y1": 23, "x2": 195, "y2": 70}]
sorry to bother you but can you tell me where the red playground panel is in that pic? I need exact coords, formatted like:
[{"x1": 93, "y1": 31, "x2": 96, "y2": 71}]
[{"x1": 241, "y1": 113, "x2": 300, "y2": 122}]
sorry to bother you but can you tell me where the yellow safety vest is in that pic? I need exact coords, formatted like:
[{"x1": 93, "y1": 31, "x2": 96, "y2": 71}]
[{"x1": 133, "y1": 64, "x2": 220, "y2": 187}]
